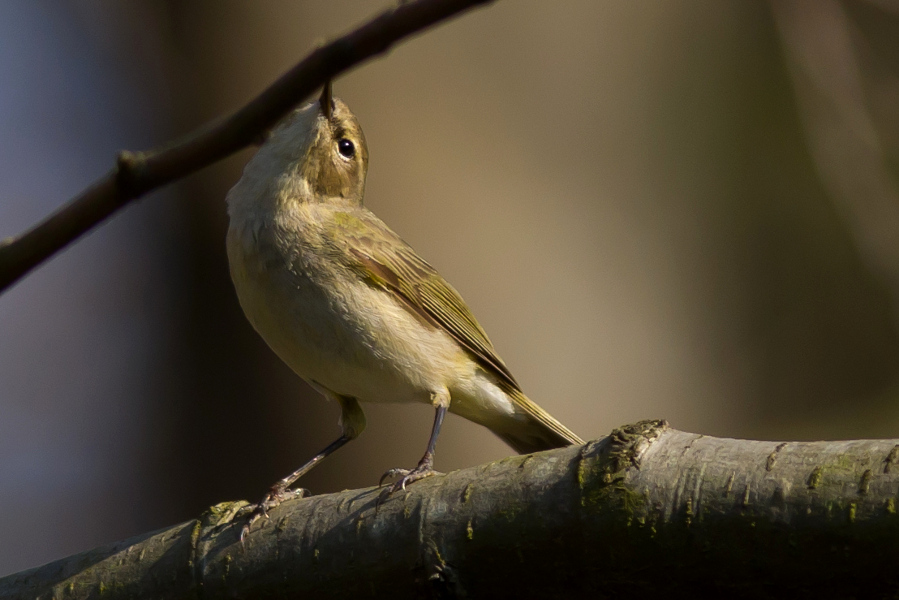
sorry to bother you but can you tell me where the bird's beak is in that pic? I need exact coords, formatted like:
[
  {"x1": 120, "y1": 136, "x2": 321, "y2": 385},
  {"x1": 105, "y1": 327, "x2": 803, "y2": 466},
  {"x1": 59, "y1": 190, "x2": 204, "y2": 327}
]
[{"x1": 319, "y1": 81, "x2": 333, "y2": 120}]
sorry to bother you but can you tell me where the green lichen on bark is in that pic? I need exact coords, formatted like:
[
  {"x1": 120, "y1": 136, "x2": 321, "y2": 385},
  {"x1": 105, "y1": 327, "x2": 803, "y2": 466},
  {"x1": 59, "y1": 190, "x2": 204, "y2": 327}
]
[
  {"x1": 576, "y1": 419, "x2": 668, "y2": 518},
  {"x1": 5, "y1": 423, "x2": 899, "y2": 599}
]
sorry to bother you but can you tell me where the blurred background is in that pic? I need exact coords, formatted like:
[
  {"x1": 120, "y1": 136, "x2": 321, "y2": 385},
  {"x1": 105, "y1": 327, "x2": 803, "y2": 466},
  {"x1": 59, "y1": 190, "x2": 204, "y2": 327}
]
[{"x1": 2, "y1": 0, "x2": 899, "y2": 576}]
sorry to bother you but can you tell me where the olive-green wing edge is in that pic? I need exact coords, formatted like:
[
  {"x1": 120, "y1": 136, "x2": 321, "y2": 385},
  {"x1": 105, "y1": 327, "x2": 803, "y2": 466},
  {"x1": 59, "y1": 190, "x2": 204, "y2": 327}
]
[
  {"x1": 347, "y1": 235, "x2": 583, "y2": 449},
  {"x1": 348, "y1": 244, "x2": 519, "y2": 388}
]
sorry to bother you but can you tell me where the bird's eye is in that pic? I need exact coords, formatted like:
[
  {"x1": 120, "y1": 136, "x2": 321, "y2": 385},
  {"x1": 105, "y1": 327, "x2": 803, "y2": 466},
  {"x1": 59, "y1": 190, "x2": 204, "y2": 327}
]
[{"x1": 337, "y1": 138, "x2": 355, "y2": 159}]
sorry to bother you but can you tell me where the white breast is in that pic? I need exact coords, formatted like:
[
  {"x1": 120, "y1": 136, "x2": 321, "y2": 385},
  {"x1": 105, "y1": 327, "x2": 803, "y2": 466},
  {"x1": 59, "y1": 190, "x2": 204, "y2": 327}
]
[{"x1": 226, "y1": 216, "x2": 471, "y2": 406}]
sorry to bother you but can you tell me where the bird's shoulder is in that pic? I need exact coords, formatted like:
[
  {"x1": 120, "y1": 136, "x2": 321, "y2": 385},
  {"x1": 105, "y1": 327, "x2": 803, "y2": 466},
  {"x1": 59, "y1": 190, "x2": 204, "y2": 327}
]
[{"x1": 315, "y1": 204, "x2": 520, "y2": 389}]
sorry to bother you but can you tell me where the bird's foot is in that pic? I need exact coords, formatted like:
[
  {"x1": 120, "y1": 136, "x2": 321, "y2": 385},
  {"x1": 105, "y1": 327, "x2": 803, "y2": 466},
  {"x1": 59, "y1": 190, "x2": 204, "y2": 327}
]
[
  {"x1": 379, "y1": 455, "x2": 441, "y2": 493},
  {"x1": 239, "y1": 485, "x2": 309, "y2": 542}
]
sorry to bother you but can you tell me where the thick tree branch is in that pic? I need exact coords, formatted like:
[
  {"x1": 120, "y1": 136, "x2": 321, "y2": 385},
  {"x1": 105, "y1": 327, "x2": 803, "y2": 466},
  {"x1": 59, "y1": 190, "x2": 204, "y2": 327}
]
[
  {"x1": 0, "y1": 0, "x2": 494, "y2": 295},
  {"x1": 4, "y1": 421, "x2": 899, "y2": 598}
]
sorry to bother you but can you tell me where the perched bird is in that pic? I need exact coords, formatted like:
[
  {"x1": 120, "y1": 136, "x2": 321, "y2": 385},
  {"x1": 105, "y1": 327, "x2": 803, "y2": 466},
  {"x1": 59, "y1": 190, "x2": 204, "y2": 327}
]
[{"x1": 226, "y1": 83, "x2": 583, "y2": 533}]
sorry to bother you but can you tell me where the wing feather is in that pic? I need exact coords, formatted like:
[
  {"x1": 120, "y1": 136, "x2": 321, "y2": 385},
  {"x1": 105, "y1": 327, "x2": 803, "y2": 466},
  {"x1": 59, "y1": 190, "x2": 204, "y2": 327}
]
[
  {"x1": 335, "y1": 211, "x2": 520, "y2": 390},
  {"x1": 328, "y1": 209, "x2": 583, "y2": 450}
]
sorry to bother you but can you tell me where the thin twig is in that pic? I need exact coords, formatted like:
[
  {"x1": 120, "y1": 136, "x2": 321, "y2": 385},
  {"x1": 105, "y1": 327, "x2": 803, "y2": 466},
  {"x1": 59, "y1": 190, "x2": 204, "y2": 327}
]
[{"x1": 0, "y1": 0, "x2": 494, "y2": 294}]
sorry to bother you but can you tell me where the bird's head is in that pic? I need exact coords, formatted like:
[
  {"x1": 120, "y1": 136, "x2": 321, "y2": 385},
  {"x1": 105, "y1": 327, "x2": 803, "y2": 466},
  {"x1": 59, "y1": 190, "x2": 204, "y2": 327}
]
[{"x1": 240, "y1": 82, "x2": 369, "y2": 208}]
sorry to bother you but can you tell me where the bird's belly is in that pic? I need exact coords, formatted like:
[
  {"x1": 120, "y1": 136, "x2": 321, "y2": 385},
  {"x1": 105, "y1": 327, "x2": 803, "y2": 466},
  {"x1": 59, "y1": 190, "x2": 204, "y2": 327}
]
[{"x1": 228, "y1": 239, "x2": 467, "y2": 405}]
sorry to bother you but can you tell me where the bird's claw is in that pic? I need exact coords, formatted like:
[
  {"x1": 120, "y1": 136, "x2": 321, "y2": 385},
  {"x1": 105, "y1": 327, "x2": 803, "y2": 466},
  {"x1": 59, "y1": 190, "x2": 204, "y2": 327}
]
[
  {"x1": 239, "y1": 486, "x2": 309, "y2": 542},
  {"x1": 379, "y1": 464, "x2": 440, "y2": 493},
  {"x1": 379, "y1": 467, "x2": 408, "y2": 488}
]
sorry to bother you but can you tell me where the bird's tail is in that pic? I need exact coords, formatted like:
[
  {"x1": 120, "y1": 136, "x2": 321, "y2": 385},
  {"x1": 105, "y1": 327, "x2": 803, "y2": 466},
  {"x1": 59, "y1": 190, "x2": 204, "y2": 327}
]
[{"x1": 493, "y1": 389, "x2": 584, "y2": 454}]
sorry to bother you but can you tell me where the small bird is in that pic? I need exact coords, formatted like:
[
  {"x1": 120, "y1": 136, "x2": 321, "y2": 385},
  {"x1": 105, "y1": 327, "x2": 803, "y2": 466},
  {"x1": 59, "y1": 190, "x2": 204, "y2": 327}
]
[{"x1": 226, "y1": 83, "x2": 583, "y2": 533}]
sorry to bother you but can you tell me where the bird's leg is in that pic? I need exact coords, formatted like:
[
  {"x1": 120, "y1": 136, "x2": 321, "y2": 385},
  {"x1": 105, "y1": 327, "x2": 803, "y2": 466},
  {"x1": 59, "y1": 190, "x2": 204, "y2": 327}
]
[
  {"x1": 241, "y1": 395, "x2": 365, "y2": 541},
  {"x1": 380, "y1": 399, "x2": 447, "y2": 492}
]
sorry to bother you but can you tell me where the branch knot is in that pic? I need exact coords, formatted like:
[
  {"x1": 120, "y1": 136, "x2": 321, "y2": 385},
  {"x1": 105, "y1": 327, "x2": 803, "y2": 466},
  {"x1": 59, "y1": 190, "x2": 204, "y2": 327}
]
[{"x1": 115, "y1": 150, "x2": 148, "y2": 200}]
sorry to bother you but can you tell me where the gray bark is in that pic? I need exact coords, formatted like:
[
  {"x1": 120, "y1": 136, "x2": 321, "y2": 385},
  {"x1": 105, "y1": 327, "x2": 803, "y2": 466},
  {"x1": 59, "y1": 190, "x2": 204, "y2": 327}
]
[{"x1": 3, "y1": 420, "x2": 899, "y2": 599}]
